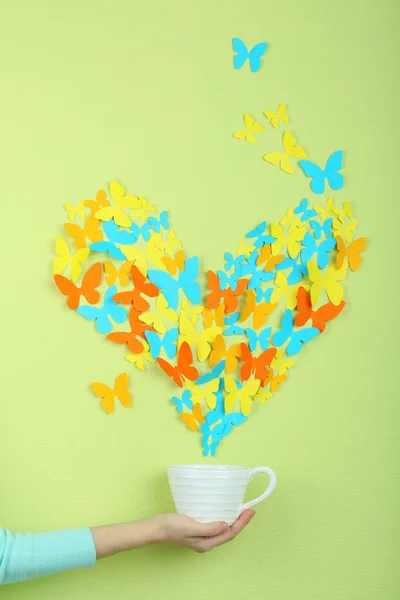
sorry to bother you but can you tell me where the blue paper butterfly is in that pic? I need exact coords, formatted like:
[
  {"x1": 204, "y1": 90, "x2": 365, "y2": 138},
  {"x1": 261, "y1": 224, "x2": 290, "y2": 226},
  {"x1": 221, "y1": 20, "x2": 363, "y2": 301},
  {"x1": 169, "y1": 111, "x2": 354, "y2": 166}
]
[
  {"x1": 224, "y1": 312, "x2": 245, "y2": 336},
  {"x1": 299, "y1": 150, "x2": 344, "y2": 195},
  {"x1": 232, "y1": 38, "x2": 268, "y2": 73},
  {"x1": 172, "y1": 390, "x2": 193, "y2": 414},
  {"x1": 148, "y1": 256, "x2": 201, "y2": 310},
  {"x1": 245, "y1": 222, "x2": 275, "y2": 248},
  {"x1": 130, "y1": 221, "x2": 152, "y2": 242},
  {"x1": 309, "y1": 217, "x2": 333, "y2": 240},
  {"x1": 76, "y1": 285, "x2": 127, "y2": 334},
  {"x1": 224, "y1": 252, "x2": 245, "y2": 273},
  {"x1": 255, "y1": 287, "x2": 273, "y2": 303},
  {"x1": 276, "y1": 256, "x2": 308, "y2": 284},
  {"x1": 272, "y1": 309, "x2": 319, "y2": 355},
  {"x1": 145, "y1": 327, "x2": 179, "y2": 360},
  {"x1": 239, "y1": 250, "x2": 258, "y2": 277},
  {"x1": 90, "y1": 220, "x2": 135, "y2": 260},
  {"x1": 301, "y1": 232, "x2": 336, "y2": 269},
  {"x1": 246, "y1": 327, "x2": 272, "y2": 352},
  {"x1": 294, "y1": 198, "x2": 317, "y2": 222},
  {"x1": 217, "y1": 270, "x2": 239, "y2": 292},
  {"x1": 148, "y1": 210, "x2": 169, "y2": 233},
  {"x1": 247, "y1": 268, "x2": 275, "y2": 290},
  {"x1": 201, "y1": 380, "x2": 247, "y2": 456},
  {"x1": 197, "y1": 360, "x2": 226, "y2": 385}
]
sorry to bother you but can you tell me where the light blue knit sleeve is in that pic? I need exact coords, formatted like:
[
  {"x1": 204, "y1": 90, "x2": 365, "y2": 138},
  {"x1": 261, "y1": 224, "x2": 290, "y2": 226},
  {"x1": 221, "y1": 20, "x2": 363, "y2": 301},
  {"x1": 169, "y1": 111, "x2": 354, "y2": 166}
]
[{"x1": 0, "y1": 527, "x2": 96, "y2": 585}]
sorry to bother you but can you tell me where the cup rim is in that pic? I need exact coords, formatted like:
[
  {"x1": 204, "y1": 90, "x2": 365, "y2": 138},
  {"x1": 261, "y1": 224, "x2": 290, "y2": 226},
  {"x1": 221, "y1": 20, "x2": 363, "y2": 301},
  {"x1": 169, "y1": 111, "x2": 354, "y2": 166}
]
[{"x1": 168, "y1": 464, "x2": 249, "y2": 471}]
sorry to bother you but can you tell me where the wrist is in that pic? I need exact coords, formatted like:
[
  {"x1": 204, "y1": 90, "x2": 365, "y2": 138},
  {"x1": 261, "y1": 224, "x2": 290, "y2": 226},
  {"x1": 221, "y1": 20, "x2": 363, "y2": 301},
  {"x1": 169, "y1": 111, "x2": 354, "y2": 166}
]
[{"x1": 147, "y1": 515, "x2": 168, "y2": 544}]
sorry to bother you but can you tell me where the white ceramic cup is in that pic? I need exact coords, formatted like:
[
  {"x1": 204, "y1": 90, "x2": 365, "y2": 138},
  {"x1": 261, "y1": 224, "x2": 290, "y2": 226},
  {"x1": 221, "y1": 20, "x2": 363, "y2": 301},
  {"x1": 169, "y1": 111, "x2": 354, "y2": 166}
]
[{"x1": 167, "y1": 464, "x2": 277, "y2": 525}]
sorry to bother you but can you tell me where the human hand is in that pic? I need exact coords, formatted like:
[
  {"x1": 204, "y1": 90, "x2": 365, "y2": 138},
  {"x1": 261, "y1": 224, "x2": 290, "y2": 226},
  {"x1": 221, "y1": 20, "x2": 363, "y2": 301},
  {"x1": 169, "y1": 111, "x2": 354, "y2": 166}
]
[{"x1": 154, "y1": 510, "x2": 255, "y2": 553}]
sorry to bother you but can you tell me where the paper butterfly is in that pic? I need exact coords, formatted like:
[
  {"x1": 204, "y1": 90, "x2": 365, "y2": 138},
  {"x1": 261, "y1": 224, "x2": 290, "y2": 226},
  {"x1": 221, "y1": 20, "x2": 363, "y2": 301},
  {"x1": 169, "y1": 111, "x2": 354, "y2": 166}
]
[
  {"x1": 233, "y1": 114, "x2": 264, "y2": 144},
  {"x1": 64, "y1": 214, "x2": 102, "y2": 250},
  {"x1": 76, "y1": 285, "x2": 126, "y2": 334},
  {"x1": 264, "y1": 131, "x2": 308, "y2": 175},
  {"x1": 95, "y1": 181, "x2": 140, "y2": 227},
  {"x1": 172, "y1": 389, "x2": 193, "y2": 413},
  {"x1": 145, "y1": 327, "x2": 179, "y2": 360},
  {"x1": 91, "y1": 372, "x2": 131, "y2": 414},
  {"x1": 108, "y1": 306, "x2": 153, "y2": 354},
  {"x1": 54, "y1": 262, "x2": 102, "y2": 310},
  {"x1": 232, "y1": 37, "x2": 268, "y2": 73},
  {"x1": 264, "y1": 104, "x2": 289, "y2": 129},
  {"x1": 294, "y1": 198, "x2": 317, "y2": 222},
  {"x1": 53, "y1": 237, "x2": 90, "y2": 283},
  {"x1": 299, "y1": 151, "x2": 344, "y2": 195},
  {"x1": 157, "y1": 341, "x2": 199, "y2": 387},
  {"x1": 295, "y1": 286, "x2": 345, "y2": 333},
  {"x1": 307, "y1": 261, "x2": 348, "y2": 306},
  {"x1": 64, "y1": 200, "x2": 86, "y2": 221},
  {"x1": 224, "y1": 377, "x2": 261, "y2": 416},
  {"x1": 148, "y1": 256, "x2": 201, "y2": 310},
  {"x1": 272, "y1": 309, "x2": 319, "y2": 355},
  {"x1": 301, "y1": 232, "x2": 337, "y2": 269},
  {"x1": 336, "y1": 235, "x2": 367, "y2": 271}
]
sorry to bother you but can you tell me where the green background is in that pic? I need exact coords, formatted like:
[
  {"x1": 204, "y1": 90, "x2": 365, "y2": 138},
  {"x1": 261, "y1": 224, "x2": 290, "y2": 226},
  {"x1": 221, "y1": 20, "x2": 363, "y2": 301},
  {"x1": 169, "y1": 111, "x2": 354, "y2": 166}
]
[{"x1": 1, "y1": 0, "x2": 398, "y2": 598}]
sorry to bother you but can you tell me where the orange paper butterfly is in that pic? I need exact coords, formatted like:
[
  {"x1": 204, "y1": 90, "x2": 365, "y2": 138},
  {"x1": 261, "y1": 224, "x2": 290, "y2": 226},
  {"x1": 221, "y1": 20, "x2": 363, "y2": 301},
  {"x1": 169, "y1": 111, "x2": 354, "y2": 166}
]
[
  {"x1": 209, "y1": 335, "x2": 242, "y2": 374},
  {"x1": 179, "y1": 402, "x2": 205, "y2": 432},
  {"x1": 91, "y1": 372, "x2": 131, "y2": 414},
  {"x1": 107, "y1": 306, "x2": 154, "y2": 353},
  {"x1": 112, "y1": 265, "x2": 159, "y2": 313},
  {"x1": 157, "y1": 341, "x2": 199, "y2": 388},
  {"x1": 240, "y1": 289, "x2": 278, "y2": 329},
  {"x1": 202, "y1": 304, "x2": 225, "y2": 328},
  {"x1": 54, "y1": 262, "x2": 102, "y2": 310},
  {"x1": 84, "y1": 189, "x2": 111, "y2": 214},
  {"x1": 256, "y1": 244, "x2": 284, "y2": 272},
  {"x1": 64, "y1": 214, "x2": 102, "y2": 250},
  {"x1": 264, "y1": 368, "x2": 287, "y2": 393},
  {"x1": 336, "y1": 235, "x2": 367, "y2": 271},
  {"x1": 206, "y1": 271, "x2": 248, "y2": 314},
  {"x1": 161, "y1": 249, "x2": 185, "y2": 275},
  {"x1": 240, "y1": 343, "x2": 277, "y2": 386},
  {"x1": 295, "y1": 286, "x2": 345, "y2": 332}
]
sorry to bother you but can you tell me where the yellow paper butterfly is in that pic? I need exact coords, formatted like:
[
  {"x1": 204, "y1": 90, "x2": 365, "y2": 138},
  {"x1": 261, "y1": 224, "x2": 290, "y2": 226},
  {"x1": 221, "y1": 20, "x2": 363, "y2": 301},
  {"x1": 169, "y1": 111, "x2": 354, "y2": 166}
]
[
  {"x1": 263, "y1": 131, "x2": 308, "y2": 175},
  {"x1": 120, "y1": 236, "x2": 164, "y2": 276},
  {"x1": 264, "y1": 103, "x2": 289, "y2": 129},
  {"x1": 270, "y1": 272, "x2": 309, "y2": 310},
  {"x1": 178, "y1": 316, "x2": 221, "y2": 362},
  {"x1": 332, "y1": 200, "x2": 353, "y2": 223},
  {"x1": 332, "y1": 218, "x2": 358, "y2": 243},
  {"x1": 279, "y1": 207, "x2": 303, "y2": 232},
  {"x1": 181, "y1": 300, "x2": 203, "y2": 325},
  {"x1": 254, "y1": 389, "x2": 273, "y2": 405},
  {"x1": 91, "y1": 372, "x2": 131, "y2": 414},
  {"x1": 233, "y1": 114, "x2": 264, "y2": 144},
  {"x1": 270, "y1": 222, "x2": 306, "y2": 258},
  {"x1": 129, "y1": 196, "x2": 156, "y2": 221},
  {"x1": 152, "y1": 229, "x2": 182, "y2": 257},
  {"x1": 53, "y1": 237, "x2": 90, "y2": 282},
  {"x1": 224, "y1": 376, "x2": 261, "y2": 416},
  {"x1": 95, "y1": 181, "x2": 141, "y2": 227},
  {"x1": 64, "y1": 200, "x2": 86, "y2": 221},
  {"x1": 185, "y1": 379, "x2": 220, "y2": 410},
  {"x1": 104, "y1": 261, "x2": 133, "y2": 287},
  {"x1": 308, "y1": 260, "x2": 348, "y2": 306},
  {"x1": 271, "y1": 349, "x2": 296, "y2": 375},
  {"x1": 139, "y1": 294, "x2": 178, "y2": 334},
  {"x1": 313, "y1": 197, "x2": 335, "y2": 220},
  {"x1": 236, "y1": 239, "x2": 255, "y2": 258},
  {"x1": 125, "y1": 342, "x2": 154, "y2": 371}
]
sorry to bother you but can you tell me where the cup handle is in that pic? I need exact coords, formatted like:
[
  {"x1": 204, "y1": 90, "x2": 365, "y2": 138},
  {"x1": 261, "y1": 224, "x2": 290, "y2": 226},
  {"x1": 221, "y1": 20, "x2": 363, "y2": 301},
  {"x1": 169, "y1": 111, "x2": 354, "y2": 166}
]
[{"x1": 240, "y1": 466, "x2": 277, "y2": 513}]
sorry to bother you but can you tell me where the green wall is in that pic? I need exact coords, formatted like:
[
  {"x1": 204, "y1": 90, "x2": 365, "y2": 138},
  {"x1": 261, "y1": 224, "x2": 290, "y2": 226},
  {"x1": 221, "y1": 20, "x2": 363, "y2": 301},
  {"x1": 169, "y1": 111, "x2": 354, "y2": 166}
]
[{"x1": 1, "y1": 1, "x2": 398, "y2": 598}]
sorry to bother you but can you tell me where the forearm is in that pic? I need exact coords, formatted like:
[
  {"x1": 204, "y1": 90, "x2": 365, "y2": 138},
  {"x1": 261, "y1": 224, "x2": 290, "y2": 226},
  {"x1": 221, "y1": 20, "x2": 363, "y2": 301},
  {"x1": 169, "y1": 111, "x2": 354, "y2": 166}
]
[
  {"x1": 0, "y1": 527, "x2": 96, "y2": 585},
  {"x1": 90, "y1": 516, "x2": 164, "y2": 559}
]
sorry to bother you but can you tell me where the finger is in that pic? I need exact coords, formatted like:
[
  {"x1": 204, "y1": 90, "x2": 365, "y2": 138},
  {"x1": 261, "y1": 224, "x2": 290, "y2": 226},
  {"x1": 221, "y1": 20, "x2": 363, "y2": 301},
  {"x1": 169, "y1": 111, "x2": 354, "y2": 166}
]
[
  {"x1": 190, "y1": 520, "x2": 230, "y2": 538},
  {"x1": 229, "y1": 509, "x2": 255, "y2": 536},
  {"x1": 199, "y1": 510, "x2": 255, "y2": 551}
]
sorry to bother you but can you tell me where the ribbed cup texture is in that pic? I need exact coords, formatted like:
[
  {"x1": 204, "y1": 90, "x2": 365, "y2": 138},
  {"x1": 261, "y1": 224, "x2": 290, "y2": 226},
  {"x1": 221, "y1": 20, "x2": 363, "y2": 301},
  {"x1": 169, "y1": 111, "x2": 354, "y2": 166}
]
[{"x1": 168, "y1": 466, "x2": 250, "y2": 525}]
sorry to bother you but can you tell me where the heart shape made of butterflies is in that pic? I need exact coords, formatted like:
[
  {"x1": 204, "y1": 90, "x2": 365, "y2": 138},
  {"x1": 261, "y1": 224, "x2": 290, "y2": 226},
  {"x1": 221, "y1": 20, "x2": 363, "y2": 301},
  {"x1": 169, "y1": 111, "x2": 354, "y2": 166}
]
[{"x1": 53, "y1": 181, "x2": 366, "y2": 455}]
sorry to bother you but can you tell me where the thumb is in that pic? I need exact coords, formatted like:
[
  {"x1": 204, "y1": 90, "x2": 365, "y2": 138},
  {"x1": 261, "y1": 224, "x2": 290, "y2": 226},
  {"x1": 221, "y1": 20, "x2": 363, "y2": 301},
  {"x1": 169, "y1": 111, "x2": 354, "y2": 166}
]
[{"x1": 191, "y1": 520, "x2": 229, "y2": 538}]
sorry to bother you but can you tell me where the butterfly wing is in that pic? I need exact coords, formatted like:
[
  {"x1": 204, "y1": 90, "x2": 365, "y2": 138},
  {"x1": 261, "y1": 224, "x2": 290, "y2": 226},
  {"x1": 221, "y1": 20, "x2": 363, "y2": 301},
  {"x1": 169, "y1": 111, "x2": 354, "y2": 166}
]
[
  {"x1": 294, "y1": 286, "x2": 313, "y2": 328},
  {"x1": 91, "y1": 382, "x2": 114, "y2": 414},
  {"x1": 239, "y1": 379, "x2": 261, "y2": 416},
  {"x1": 272, "y1": 309, "x2": 293, "y2": 347},
  {"x1": 114, "y1": 372, "x2": 131, "y2": 408},
  {"x1": 287, "y1": 327, "x2": 319, "y2": 355},
  {"x1": 347, "y1": 237, "x2": 367, "y2": 271},
  {"x1": 325, "y1": 151, "x2": 344, "y2": 191},
  {"x1": 157, "y1": 357, "x2": 182, "y2": 387},
  {"x1": 317, "y1": 237, "x2": 336, "y2": 269},
  {"x1": 163, "y1": 327, "x2": 179, "y2": 359},
  {"x1": 148, "y1": 269, "x2": 179, "y2": 310},
  {"x1": 224, "y1": 376, "x2": 239, "y2": 413},
  {"x1": 54, "y1": 275, "x2": 79, "y2": 310},
  {"x1": 145, "y1": 330, "x2": 163, "y2": 359},
  {"x1": 299, "y1": 160, "x2": 326, "y2": 194},
  {"x1": 232, "y1": 37, "x2": 248, "y2": 70},
  {"x1": 313, "y1": 300, "x2": 345, "y2": 332},
  {"x1": 197, "y1": 360, "x2": 226, "y2": 384},
  {"x1": 76, "y1": 305, "x2": 100, "y2": 323},
  {"x1": 248, "y1": 42, "x2": 268, "y2": 72},
  {"x1": 80, "y1": 262, "x2": 102, "y2": 306},
  {"x1": 177, "y1": 341, "x2": 199, "y2": 382},
  {"x1": 179, "y1": 256, "x2": 201, "y2": 305}
]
